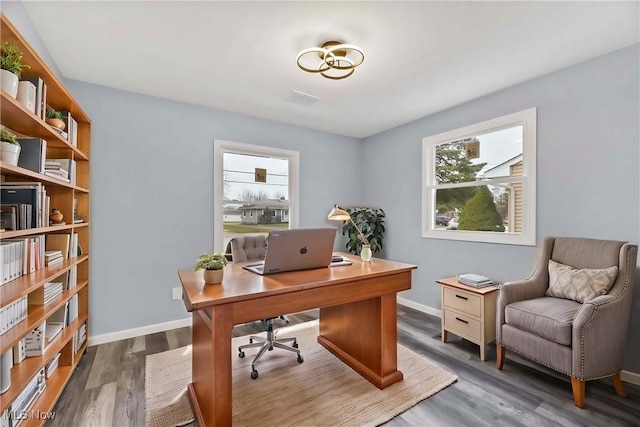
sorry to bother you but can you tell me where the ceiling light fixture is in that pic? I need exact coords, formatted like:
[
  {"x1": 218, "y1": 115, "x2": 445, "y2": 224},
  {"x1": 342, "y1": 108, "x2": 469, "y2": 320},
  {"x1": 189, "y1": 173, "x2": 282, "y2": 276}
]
[{"x1": 296, "y1": 41, "x2": 365, "y2": 80}]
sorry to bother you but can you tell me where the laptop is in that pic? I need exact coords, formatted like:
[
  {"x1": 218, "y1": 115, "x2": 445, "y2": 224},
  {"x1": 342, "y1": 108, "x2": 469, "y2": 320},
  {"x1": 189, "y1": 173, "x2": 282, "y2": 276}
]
[{"x1": 243, "y1": 227, "x2": 338, "y2": 275}]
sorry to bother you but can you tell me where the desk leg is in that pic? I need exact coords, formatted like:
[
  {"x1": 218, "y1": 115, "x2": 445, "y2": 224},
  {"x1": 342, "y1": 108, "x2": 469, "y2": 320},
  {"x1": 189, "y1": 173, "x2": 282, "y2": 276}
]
[
  {"x1": 188, "y1": 305, "x2": 233, "y2": 427},
  {"x1": 318, "y1": 293, "x2": 403, "y2": 389}
]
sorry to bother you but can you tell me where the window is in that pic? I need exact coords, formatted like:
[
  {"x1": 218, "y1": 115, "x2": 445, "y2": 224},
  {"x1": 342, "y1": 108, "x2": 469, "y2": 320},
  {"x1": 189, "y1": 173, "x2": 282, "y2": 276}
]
[
  {"x1": 213, "y1": 140, "x2": 299, "y2": 252},
  {"x1": 422, "y1": 108, "x2": 536, "y2": 245}
]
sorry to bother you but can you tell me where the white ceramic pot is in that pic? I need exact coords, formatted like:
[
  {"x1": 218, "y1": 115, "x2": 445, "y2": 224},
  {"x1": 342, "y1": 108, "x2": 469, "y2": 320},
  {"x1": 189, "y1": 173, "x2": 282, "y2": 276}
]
[
  {"x1": 0, "y1": 69, "x2": 19, "y2": 99},
  {"x1": 360, "y1": 245, "x2": 372, "y2": 262},
  {"x1": 203, "y1": 269, "x2": 224, "y2": 284},
  {"x1": 0, "y1": 141, "x2": 21, "y2": 166}
]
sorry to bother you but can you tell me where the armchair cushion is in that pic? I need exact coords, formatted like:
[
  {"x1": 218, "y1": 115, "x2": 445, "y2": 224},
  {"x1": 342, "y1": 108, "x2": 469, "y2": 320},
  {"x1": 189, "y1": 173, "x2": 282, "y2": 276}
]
[
  {"x1": 505, "y1": 297, "x2": 581, "y2": 346},
  {"x1": 545, "y1": 260, "x2": 618, "y2": 303}
]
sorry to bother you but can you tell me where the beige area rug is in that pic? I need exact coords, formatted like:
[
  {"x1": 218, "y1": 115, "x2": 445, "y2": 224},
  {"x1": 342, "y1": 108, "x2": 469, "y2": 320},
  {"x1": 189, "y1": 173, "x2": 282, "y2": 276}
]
[{"x1": 145, "y1": 321, "x2": 457, "y2": 427}]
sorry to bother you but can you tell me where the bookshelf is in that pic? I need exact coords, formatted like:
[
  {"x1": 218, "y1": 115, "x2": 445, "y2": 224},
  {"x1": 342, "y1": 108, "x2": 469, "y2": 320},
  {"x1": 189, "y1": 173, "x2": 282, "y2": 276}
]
[{"x1": 0, "y1": 14, "x2": 90, "y2": 425}]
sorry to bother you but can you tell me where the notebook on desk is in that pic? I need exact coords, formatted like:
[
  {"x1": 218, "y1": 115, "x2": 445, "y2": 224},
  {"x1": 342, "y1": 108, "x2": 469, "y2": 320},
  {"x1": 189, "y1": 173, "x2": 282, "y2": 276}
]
[{"x1": 243, "y1": 227, "x2": 342, "y2": 275}]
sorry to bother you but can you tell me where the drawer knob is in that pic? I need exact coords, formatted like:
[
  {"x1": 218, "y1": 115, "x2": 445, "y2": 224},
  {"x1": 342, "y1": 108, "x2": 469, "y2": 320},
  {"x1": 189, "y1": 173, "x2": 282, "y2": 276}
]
[
  {"x1": 455, "y1": 294, "x2": 468, "y2": 300},
  {"x1": 455, "y1": 317, "x2": 469, "y2": 324}
]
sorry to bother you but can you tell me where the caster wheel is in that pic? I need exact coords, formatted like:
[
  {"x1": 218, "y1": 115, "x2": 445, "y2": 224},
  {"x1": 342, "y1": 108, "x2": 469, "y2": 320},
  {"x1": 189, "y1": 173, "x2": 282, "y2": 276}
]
[
  {"x1": 251, "y1": 370, "x2": 259, "y2": 380},
  {"x1": 293, "y1": 342, "x2": 298, "y2": 349},
  {"x1": 268, "y1": 345, "x2": 274, "y2": 351},
  {"x1": 238, "y1": 351, "x2": 245, "y2": 358},
  {"x1": 249, "y1": 338, "x2": 253, "y2": 344},
  {"x1": 297, "y1": 354, "x2": 304, "y2": 363}
]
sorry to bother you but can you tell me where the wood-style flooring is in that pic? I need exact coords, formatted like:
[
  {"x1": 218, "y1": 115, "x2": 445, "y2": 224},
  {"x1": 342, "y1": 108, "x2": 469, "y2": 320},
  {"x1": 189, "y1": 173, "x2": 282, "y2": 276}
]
[{"x1": 46, "y1": 306, "x2": 640, "y2": 426}]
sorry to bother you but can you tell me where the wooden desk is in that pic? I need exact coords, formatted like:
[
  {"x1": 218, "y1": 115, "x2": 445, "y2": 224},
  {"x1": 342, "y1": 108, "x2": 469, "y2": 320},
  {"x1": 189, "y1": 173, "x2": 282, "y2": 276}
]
[{"x1": 179, "y1": 254, "x2": 416, "y2": 427}]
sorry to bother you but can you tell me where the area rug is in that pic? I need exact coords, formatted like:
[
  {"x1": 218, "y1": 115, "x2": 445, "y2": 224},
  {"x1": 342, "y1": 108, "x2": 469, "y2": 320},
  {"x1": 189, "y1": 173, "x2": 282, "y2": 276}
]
[{"x1": 145, "y1": 321, "x2": 457, "y2": 427}]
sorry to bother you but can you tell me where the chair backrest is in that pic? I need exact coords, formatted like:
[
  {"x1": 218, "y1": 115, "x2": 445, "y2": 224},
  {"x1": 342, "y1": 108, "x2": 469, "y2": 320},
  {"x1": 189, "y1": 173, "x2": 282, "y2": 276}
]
[
  {"x1": 538, "y1": 236, "x2": 638, "y2": 298},
  {"x1": 230, "y1": 235, "x2": 267, "y2": 262}
]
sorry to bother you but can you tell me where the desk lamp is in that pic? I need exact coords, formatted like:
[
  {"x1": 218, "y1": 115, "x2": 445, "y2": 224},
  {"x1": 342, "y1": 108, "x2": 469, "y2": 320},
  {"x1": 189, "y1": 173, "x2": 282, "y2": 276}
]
[{"x1": 327, "y1": 205, "x2": 372, "y2": 262}]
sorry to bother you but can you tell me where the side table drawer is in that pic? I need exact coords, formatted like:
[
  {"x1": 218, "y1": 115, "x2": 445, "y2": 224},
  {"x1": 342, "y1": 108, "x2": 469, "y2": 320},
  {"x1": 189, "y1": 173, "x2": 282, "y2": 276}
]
[
  {"x1": 443, "y1": 287, "x2": 481, "y2": 317},
  {"x1": 444, "y1": 310, "x2": 481, "y2": 341}
]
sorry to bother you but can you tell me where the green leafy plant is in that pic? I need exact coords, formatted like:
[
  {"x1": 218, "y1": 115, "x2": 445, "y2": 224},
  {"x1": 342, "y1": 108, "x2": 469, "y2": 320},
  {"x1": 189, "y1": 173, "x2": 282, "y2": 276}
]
[
  {"x1": 0, "y1": 42, "x2": 29, "y2": 78},
  {"x1": 45, "y1": 108, "x2": 63, "y2": 120},
  {"x1": 0, "y1": 128, "x2": 19, "y2": 146},
  {"x1": 193, "y1": 253, "x2": 228, "y2": 271},
  {"x1": 341, "y1": 207, "x2": 386, "y2": 255},
  {"x1": 458, "y1": 186, "x2": 505, "y2": 232}
]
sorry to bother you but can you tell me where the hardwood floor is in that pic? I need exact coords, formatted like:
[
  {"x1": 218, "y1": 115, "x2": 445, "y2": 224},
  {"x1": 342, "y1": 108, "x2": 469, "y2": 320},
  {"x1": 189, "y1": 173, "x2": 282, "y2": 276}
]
[{"x1": 46, "y1": 306, "x2": 640, "y2": 426}]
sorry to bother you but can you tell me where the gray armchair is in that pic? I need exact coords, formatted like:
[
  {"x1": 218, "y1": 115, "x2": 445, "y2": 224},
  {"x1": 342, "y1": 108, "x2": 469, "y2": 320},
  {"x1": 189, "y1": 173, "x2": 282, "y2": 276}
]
[{"x1": 496, "y1": 236, "x2": 637, "y2": 408}]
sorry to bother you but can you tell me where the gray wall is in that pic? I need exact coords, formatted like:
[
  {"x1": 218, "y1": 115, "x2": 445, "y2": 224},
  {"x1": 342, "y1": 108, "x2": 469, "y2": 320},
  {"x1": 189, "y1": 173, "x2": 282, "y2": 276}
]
[{"x1": 361, "y1": 44, "x2": 640, "y2": 372}]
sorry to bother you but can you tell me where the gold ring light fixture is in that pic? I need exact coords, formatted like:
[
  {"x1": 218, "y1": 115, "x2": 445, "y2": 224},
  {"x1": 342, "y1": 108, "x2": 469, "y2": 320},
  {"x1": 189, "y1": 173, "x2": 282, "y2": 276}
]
[{"x1": 296, "y1": 41, "x2": 365, "y2": 80}]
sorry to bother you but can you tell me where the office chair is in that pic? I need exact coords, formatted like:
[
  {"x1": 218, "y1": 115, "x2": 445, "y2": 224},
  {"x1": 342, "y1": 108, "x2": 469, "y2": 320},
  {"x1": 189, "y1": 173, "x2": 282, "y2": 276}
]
[{"x1": 230, "y1": 235, "x2": 304, "y2": 379}]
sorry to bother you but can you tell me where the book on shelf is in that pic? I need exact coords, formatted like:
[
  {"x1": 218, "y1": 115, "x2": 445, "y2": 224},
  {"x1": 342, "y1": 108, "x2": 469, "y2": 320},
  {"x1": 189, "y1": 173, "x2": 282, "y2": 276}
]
[
  {"x1": 59, "y1": 111, "x2": 78, "y2": 147},
  {"x1": 0, "y1": 183, "x2": 44, "y2": 228},
  {"x1": 28, "y1": 281, "x2": 63, "y2": 305},
  {"x1": 458, "y1": 273, "x2": 493, "y2": 288},
  {"x1": 21, "y1": 76, "x2": 45, "y2": 118},
  {"x1": 46, "y1": 158, "x2": 76, "y2": 184},
  {"x1": 67, "y1": 294, "x2": 78, "y2": 326},
  {"x1": 0, "y1": 296, "x2": 27, "y2": 336},
  {"x1": 16, "y1": 138, "x2": 47, "y2": 174},
  {"x1": 16, "y1": 80, "x2": 37, "y2": 114},
  {"x1": 45, "y1": 352, "x2": 61, "y2": 378},
  {"x1": 46, "y1": 233, "x2": 71, "y2": 259},
  {"x1": 25, "y1": 321, "x2": 46, "y2": 357},
  {"x1": 13, "y1": 337, "x2": 26, "y2": 364},
  {"x1": 1, "y1": 240, "x2": 23, "y2": 283},
  {"x1": 45, "y1": 322, "x2": 63, "y2": 344}
]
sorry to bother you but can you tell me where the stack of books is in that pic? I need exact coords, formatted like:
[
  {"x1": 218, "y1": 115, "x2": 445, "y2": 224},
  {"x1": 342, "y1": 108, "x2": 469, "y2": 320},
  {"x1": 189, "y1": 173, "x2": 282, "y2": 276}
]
[
  {"x1": 41, "y1": 282, "x2": 63, "y2": 304},
  {"x1": 44, "y1": 160, "x2": 70, "y2": 183},
  {"x1": 44, "y1": 251, "x2": 63, "y2": 267},
  {"x1": 458, "y1": 273, "x2": 493, "y2": 288}
]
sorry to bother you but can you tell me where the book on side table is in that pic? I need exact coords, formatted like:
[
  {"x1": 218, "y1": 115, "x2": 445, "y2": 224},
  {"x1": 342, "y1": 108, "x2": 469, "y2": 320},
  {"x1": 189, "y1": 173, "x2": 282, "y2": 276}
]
[{"x1": 458, "y1": 273, "x2": 493, "y2": 288}]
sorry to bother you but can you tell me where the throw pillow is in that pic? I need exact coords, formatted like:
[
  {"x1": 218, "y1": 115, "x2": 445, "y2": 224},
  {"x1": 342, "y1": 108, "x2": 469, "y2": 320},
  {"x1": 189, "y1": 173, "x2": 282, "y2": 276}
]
[{"x1": 545, "y1": 260, "x2": 618, "y2": 303}]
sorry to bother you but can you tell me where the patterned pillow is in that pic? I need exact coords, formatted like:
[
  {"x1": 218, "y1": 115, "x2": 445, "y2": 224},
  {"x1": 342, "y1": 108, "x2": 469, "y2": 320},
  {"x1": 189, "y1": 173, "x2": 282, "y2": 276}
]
[{"x1": 545, "y1": 260, "x2": 618, "y2": 303}]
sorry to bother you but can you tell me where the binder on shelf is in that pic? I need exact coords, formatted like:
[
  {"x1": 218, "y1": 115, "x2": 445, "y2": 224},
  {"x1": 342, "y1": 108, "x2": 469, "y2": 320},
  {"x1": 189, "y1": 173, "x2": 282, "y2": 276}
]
[
  {"x1": 16, "y1": 138, "x2": 47, "y2": 174},
  {"x1": 13, "y1": 337, "x2": 26, "y2": 364}
]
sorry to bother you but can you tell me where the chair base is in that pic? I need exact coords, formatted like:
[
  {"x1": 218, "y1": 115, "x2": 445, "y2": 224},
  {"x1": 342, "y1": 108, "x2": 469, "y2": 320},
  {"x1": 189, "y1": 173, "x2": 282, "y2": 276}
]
[
  {"x1": 497, "y1": 344, "x2": 626, "y2": 408},
  {"x1": 237, "y1": 318, "x2": 303, "y2": 379}
]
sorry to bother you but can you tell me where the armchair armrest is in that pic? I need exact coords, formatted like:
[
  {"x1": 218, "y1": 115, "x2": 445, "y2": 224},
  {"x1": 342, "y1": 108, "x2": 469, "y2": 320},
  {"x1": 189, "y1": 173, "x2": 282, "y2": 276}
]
[
  {"x1": 572, "y1": 294, "x2": 632, "y2": 379},
  {"x1": 496, "y1": 277, "x2": 547, "y2": 343}
]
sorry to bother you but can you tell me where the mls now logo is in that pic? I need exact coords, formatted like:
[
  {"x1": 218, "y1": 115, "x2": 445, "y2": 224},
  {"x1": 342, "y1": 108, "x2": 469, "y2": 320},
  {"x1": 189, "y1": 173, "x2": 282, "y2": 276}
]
[{"x1": 4, "y1": 410, "x2": 56, "y2": 421}]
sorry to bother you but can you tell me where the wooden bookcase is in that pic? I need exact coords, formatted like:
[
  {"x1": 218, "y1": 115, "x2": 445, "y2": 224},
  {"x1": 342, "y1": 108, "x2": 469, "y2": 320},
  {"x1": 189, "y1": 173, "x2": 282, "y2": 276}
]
[{"x1": 0, "y1": 14, "x2": 90, "y2": 425}]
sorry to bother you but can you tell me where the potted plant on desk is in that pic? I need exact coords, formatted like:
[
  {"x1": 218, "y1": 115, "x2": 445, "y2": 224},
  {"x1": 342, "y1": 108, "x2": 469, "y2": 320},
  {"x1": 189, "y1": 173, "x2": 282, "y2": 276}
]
[{"x1": 194, "y1": 253, "x2": 228, "y2": 284}]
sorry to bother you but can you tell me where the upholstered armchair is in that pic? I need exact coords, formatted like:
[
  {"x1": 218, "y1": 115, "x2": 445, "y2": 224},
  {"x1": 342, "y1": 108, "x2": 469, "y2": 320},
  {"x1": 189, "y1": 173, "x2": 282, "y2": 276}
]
[{"x1": 496, "y1": 236, "x2": 637, "y2": 408}]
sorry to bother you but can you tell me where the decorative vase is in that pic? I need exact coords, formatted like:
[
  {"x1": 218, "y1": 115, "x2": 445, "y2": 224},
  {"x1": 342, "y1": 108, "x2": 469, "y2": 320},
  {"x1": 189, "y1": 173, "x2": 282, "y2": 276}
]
[
  {"x1": 203, "y1": 269, "x2": 224, "y2": 284},
  {"x1": 360, "y1": 245, "x2": 372, "y2": 262},
  {"x1": 0, "y1": 69, "x2": 19, "y2": 99},
  {"x1": 45, "y1": 118, "x2": 65, "y2": 131},
  {"x1": 0, "y1": 141, "x2": 20, "y2": 166},
  {"x1": 50, "y1": 210, "x2": 63, "y2": 223}
]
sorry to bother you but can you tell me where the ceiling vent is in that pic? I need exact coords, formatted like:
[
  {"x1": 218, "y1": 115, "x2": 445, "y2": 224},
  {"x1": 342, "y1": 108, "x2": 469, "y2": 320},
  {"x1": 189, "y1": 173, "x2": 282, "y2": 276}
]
[{"x1": 284, "y1": 90, "x2": 320, "y2": 106}]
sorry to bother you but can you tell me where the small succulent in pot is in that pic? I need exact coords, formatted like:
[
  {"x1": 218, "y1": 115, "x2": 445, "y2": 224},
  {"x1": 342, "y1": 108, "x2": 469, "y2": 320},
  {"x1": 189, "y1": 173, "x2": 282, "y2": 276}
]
[
  {"x1": 0, "y1": 42, "x2": 29, "y2": 78},
  {"x1": 193, "y1": 253, "x2": 228, "y2": 271},
  {"x1": 45, "y1": 107, "x2": 66, "y2": 131}
]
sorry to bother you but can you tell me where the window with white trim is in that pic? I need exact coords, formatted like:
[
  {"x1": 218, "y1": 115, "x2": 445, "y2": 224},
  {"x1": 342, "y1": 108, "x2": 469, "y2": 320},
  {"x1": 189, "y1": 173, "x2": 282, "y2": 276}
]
[{"x1": 422, "y1": 108, "x2": 536, "y2": 246}]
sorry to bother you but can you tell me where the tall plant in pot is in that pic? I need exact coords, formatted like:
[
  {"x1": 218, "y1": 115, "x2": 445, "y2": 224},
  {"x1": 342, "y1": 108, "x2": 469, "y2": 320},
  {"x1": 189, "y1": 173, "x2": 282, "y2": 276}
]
[
  {"x1": 0, "y1": 128, "x2": 21, "y2": 166},
  {"x1": 341, "y1": 207, "x2": 386, "y2": 257},
  {"x1": 194, "y1": 253, "x2": 228, "y2": 284},
  {"x1": 0, "y1": 42, "x2": 29, "y2": 99}
]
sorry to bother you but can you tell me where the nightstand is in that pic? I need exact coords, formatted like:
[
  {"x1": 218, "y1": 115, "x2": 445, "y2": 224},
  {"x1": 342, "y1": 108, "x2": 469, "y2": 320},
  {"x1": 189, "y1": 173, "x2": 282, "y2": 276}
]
[{"x1": 437, "y1": 277, "x2": 498, "y2": 361}]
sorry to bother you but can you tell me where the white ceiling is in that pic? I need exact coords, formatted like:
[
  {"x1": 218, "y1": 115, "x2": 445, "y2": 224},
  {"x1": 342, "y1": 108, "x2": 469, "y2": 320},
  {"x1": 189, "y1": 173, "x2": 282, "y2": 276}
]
[{"x1": 22, "y1": 1, "x2": 640, "y2": 138}]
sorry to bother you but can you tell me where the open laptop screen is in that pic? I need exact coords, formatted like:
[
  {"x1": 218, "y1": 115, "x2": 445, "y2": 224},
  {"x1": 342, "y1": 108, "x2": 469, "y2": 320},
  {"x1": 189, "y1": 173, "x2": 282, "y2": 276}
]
[{"x1": 243, "y1": 227, "x2": 337, "y2": 275}]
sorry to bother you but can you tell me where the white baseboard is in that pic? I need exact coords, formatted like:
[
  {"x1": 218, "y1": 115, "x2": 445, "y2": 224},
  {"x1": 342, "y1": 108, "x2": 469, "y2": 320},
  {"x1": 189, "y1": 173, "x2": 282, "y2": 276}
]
[
  {"x1": 622, "y1": 370, "x2": 640, "y2": 386},
  {"x1": 398, "y1": 297, "x2": 441, "y2": 318},
  {"x1": 88, "y1": 317, "x2": 192, "y2": 347}
]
